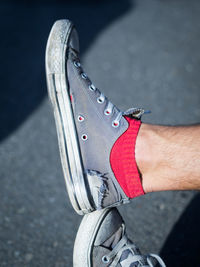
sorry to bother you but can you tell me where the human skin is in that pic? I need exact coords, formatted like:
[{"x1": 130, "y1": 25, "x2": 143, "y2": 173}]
[{"x1": 135, "y1": 124, "x2": 200, "y2": 193}]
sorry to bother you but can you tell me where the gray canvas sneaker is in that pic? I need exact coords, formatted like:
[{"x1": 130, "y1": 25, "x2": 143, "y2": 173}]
[
  {"x1": 46, "y1": 19, "x2": 146, "y2": 215},
  {"x1": 73, "y1": 208, "x2": 166, "y2": 267}
]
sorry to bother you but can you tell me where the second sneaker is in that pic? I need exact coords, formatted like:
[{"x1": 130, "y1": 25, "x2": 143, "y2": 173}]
[{"x1": 73, "y1": 208, "x2": 166, "y2": 267}]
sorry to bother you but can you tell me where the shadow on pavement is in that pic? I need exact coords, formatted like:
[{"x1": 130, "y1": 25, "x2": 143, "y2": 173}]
[
  {"x1": 0, "y1": 0, "x2": 132, "y2": 142},
  {"x1": 160, "y1": 193, "x2": 200, "y2": 267}
]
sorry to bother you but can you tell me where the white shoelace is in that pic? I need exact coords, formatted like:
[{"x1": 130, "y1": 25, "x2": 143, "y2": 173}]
[
  {"x1": 102, "y1": 234, "x2": 166, "y2": 267},
  {"x1": 74, "y1": 59, "x2": 151, "y2": 129},
  {"x1": 73, "y1": 60, "x2": 137, "y2": 127}
]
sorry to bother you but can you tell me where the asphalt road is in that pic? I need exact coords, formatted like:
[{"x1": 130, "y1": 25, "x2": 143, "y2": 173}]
[{"x1": 1, "y1": 0, "x2": 200, "y2": 266}]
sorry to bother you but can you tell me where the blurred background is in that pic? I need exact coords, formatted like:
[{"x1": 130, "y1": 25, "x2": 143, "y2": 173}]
[{"x1": 0, "y1": 0, "x2": 200, "y2": 266}]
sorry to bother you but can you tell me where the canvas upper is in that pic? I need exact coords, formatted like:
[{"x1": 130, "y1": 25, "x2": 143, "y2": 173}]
[{"x1": 46, "y1": 19, "x2": 145, "y2": 214}]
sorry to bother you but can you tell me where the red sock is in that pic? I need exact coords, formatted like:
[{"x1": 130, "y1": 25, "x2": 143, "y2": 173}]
[{"x1": 110, "y1": 116, "x2": 144, "y2": 198}]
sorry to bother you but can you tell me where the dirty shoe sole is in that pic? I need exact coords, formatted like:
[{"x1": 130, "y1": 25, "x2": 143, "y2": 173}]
[{"x1": 45, "y1": 20, "x2": 93, "y2": 215}]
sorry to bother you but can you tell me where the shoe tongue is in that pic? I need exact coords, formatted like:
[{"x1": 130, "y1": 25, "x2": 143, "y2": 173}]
[
  {"x1": 102, "y1": 227, "x2": 123, "y2": 249},
  {"x1": 94, "y1": 209, "x2": 123, "y2": 247}
]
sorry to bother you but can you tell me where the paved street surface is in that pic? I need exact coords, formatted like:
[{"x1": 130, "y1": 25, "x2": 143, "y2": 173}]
[{"x1": 1, "y1": 0, "x2": 200, "y2": 266}]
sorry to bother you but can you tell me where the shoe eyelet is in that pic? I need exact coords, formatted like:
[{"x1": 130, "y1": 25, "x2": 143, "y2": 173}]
[
  {"x1": 102, "y1": 256, "x2": 110, "y2": 264},
  {"x1": 97, "y1": 97, "x2": 104, "y2": 104},
  {"x1": 74, "y1": 61, "x2": 81, "y2": 68},
  {"x1": 104, "y1": 110, "x2": 111, "y2": 115},
  {"x1": 112, "y1": 121, "x2": 119, "y2": 128},
  {"x1": 81, "y1": 134, "x2": 88, "y2": 141},
  {"x1": 89, "y1": 84, "x2": 95, "y2": 91},
  {"x1": 81, "y1": 73, "x2": 87, "y2": 79},
  {"x1": 78, "y1": 115, "x2": 84, "y2": 122}
]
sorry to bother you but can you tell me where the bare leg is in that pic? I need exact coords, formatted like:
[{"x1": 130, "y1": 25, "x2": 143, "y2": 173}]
[{"x1": 136, "y1": 124, "x2": 200, "y2": 193}]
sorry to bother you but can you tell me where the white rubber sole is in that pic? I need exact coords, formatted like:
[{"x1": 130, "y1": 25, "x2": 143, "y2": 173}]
[
  {"x1": 45, "y1": 20, "x2": 93, "y2": 215},
  {"x1": 73, "y1": 208, "x2": 111, "y2": 267}
]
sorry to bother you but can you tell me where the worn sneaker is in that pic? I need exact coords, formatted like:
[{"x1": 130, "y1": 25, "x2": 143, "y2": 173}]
[
  {"x1": 73, "y1": 208, "x2": 166, "y2": 267},
  {"x1": 46, "y1": 19, "x2": 146, "y2": 215}
]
